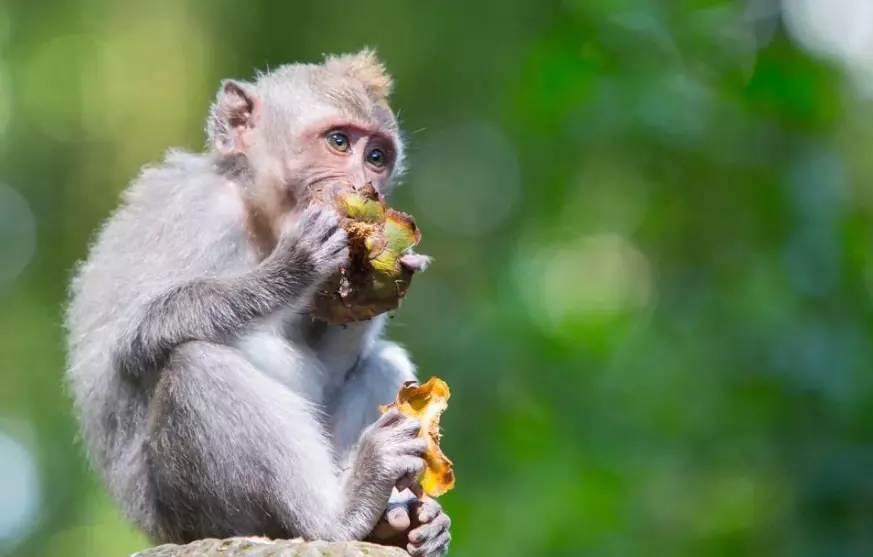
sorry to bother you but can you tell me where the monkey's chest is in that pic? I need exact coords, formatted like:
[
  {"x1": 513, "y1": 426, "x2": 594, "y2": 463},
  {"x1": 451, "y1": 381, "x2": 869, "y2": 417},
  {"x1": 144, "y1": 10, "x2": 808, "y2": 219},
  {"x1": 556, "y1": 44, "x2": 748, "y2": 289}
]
[{"x1": 232, "y1": 316, "x2": 346, "y2": 406}]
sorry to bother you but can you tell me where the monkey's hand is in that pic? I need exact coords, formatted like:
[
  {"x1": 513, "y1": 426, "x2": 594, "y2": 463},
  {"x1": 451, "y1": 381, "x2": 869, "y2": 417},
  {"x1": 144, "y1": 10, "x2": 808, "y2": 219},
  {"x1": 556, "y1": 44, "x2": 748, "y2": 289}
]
[
  {"x1": 267, "y1": 206, "x2": 350, "y2": 297},
  {"x1": 399, "y1": 252, "x2": 432, "y2": 273},
  {"x1": 340, "y1": 408, "x2": 427, "y2": 540},
  {"x1": 368, "y1": 488, "x2": 451, "y2": 557}
]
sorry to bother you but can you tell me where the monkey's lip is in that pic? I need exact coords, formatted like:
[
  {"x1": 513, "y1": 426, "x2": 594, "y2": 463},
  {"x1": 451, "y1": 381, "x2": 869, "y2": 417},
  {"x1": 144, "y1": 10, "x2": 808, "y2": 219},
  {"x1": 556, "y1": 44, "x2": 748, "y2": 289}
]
[
  {"x1": 308, "y1": 179, "x2": 380, "y2": 206},
  {"x1": 308, "y1": 178, "x2": 374, "y2": 201}
]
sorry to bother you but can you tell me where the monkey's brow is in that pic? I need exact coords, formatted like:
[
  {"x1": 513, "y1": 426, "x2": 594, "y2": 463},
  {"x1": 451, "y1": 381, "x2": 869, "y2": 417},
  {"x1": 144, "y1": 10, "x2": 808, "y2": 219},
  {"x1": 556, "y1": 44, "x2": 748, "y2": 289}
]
[
  {"x1": 341, "y1": 120, "x2": 378, "y2": 133},
  {"x1": 350, "y1": 122, "x2": 397, "y2": 143},
  {"x1": 318, "y1": 118, "x2": 399, "y2": 147}
]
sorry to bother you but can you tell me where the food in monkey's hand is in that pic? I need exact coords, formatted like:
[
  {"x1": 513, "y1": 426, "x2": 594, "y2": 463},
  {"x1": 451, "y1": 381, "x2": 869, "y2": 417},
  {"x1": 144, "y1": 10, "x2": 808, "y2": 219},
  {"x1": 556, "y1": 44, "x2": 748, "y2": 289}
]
[
  {"x1": 309, "y1": 180, "x2": 428, "y2": 324},
  {"x1": 379, "y1": 376, "x2": 455, "y2": 497}
]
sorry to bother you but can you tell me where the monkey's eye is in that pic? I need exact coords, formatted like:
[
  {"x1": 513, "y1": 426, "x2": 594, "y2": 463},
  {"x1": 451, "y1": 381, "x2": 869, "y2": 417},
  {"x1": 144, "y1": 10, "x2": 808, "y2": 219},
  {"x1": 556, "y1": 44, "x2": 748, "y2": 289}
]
[
  {"x1": 326, "y1": 132, "x2": 351, "y2": 153},
  {"x1": 366, "y1": 148, "x2": 386, "y2": 169}
]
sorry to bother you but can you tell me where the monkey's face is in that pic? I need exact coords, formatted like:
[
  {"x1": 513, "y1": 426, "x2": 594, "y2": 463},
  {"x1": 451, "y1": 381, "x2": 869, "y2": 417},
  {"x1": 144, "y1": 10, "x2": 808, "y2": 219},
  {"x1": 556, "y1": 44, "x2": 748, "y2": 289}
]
[
  {"x1": 209, "y1": 52, "x2": 405, "y2": 219},
  {"x1": 278, "y1": 116, "x2": 400, "y2": 203},
  {"x1": 259, "y1": 68, "x2": 405, "y2": 206}
]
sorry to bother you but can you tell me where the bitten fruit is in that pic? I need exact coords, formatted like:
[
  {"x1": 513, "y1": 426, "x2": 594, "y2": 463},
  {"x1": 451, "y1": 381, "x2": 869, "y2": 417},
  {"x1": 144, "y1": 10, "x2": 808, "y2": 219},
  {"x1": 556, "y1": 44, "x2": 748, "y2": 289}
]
[
  {"x1": 379, "y1": 377, "x2": 455, "y2": 497},
  {"x1": 309, "y1": 181, "x2": 426, "y2": 324}
]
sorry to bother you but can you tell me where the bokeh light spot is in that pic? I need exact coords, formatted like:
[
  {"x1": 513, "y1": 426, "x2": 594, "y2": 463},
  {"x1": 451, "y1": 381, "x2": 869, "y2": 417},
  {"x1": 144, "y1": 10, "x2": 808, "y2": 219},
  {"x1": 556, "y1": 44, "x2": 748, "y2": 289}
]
[
  {"x1": 744, "y1": 0, "x2": 781, "y2": 49},
  {"x1": 21, "y1": 34, "x2": 106, "y2": 142},
  {"x1": 84, "y1": 4, "x2": 209, "y2": 148},
  {"x1": 782, "y1": 145, "x2": 847, "y2": 295},
  {"x1": 783, "y1": 0, "x2": 873, "y2": 94},
  {"x1": 410, "y1": 121, "x2": 521, "y2": 237},
  {"x1": 561, "y1": 157, "x2": 651, "y2": 236},
  {"x1": 43, "y1": 492, "x2": 149, "y2": 557},
  {"x1": 0, "y1": 65, "x2": 12, "y2": 139},
  {"x1": 0, "y1": 8, "x2": 10, "y2": 48},
  {"x1": 0, "y1": 183, "x2": 37, "y2": 291},
  {"x1": 783, "y1": 0, "x2": 873, "y2": 62},
  {"x1": 637, "y1": 72, "x2": 712, "y2": 143},
  {"x1": 515, "y1": 232, "x2": 653, "y2": 336},
  {"x1": 0, "y1": 428, "x2": 41, "y2": 549}
]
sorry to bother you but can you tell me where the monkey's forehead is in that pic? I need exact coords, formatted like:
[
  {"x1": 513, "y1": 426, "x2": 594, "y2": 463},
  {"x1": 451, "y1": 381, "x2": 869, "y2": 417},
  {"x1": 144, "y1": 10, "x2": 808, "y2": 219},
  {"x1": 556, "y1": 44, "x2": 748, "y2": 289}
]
[
  {"x1": 323, "y1": 86, "x2": 398, "y2": 133},
  {"x1": 259, "y1": 65, "x2": 400, "y2": 136}
]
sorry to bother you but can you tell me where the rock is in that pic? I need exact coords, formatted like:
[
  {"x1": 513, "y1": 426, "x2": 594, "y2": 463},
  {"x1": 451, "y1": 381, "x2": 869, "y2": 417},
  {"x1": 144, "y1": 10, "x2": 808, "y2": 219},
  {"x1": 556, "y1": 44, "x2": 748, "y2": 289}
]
[{"x1": 130, "y1": 537, "x2": 410, "y2": 557}]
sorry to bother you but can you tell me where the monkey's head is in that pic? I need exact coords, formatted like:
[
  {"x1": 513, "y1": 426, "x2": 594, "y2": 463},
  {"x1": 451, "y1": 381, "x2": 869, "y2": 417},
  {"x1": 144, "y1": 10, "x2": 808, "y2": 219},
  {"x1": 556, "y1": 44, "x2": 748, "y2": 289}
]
[{"x1": 206, "y1": 48, "x2": 405, "y2": 227}]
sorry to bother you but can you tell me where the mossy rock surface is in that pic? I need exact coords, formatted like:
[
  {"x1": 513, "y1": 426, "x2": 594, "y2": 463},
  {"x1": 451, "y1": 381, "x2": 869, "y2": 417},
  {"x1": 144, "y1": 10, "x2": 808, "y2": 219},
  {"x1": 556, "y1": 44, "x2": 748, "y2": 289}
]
[{"x1": 130, "y1": 537, "x2": 409, "y2": 557}]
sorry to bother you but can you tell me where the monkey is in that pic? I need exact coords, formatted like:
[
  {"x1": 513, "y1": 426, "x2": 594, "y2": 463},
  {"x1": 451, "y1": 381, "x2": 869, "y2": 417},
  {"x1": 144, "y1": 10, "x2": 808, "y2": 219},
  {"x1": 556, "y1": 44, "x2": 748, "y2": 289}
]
[{"x1": 62, "y1": 49, "x2": 450, "y2": 557}]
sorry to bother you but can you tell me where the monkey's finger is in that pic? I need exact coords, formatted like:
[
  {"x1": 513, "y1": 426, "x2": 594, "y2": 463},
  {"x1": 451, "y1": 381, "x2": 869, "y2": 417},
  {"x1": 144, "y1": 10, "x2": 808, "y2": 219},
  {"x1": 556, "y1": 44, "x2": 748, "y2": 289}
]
[
  {"x1": 319, "y1": 221, "x2": 341, "y2": 244},
  {"x1": 394, "y1": 418, "x2": 424, "y2": 440},
  {"x1": 397, "y1": 438, "x2": 427, "y2": 458},
  {"x1": 413, "y1": 497, "x2": 441, "y2": 524},
  {"x1": 408, "y1": 526, "x2": 451, "y2": 557},
  {"x1": 297, "y1": 206, "x2": 325, "y2": 229},
  {"x1": 371, "y1": 514, "x2": 406, "y2": 540},
  {"x1": 399, "y1": 253, "x2": 431, "y2": 273},
  {"x1": 409, "y1": 514, "x2": 452, "y2": 546},
  {"x1": 375, "y1": 408, "x2": 404, "y2": 427},
  {"x1": 407, "y1": 535, "x2": 451, "y2": 557},
  {"x1": 395, "y1": 461, "x2": 425, "y2": 492},
  {"x1": 409, "y1": 508, "x2": 449, "y2": 542},
  {"x1": 385, "y1": 504, "x2": 412, "y2": 531},
  {"x1": 409, "y1": 482, "x2": 424, "y2": 500},
  {"x1": 395, "y1": 473, "x2": 416, "y2": 493}
]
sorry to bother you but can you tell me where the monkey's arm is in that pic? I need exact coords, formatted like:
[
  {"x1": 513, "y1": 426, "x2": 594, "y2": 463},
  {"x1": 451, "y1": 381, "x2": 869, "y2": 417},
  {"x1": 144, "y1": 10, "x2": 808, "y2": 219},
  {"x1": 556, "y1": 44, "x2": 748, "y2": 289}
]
[
  {"x1": 115, "y1": 208, "x2": 347, "y2": 376},
  {"x1": 118, "y1": 272, "x2": 296, "y2": 375}
]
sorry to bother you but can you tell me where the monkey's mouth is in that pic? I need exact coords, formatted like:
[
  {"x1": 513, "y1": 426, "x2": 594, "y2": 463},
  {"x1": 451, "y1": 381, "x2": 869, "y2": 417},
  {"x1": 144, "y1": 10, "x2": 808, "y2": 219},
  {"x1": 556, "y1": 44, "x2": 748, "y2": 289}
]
[
  {"x1": 308, "y1": 179, "x2": 379, "y2": 211},
  {"x1": 308, "y1": 178, "x2": 376, "y2": 203}
]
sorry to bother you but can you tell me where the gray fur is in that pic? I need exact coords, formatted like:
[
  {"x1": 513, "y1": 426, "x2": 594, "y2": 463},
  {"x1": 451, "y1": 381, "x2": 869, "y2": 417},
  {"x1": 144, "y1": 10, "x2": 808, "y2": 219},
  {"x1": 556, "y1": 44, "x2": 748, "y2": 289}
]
[{"x1": 63, "y1": 51, "x2": 448, "y2": 555}]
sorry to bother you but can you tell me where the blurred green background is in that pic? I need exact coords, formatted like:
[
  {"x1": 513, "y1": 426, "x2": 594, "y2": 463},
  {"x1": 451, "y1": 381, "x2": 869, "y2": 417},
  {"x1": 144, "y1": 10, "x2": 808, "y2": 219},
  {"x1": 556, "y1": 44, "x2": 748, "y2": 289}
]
[{"x1": 3, "y1": 0, "x2": 873, "y2": 555}]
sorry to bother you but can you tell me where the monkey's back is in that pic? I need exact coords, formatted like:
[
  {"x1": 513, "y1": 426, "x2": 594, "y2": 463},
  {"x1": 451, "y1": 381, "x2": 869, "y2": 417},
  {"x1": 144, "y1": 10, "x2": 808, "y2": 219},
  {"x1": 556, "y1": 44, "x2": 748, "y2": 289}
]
[{"x1": 62, "y1": 149, "x2": 259, "y2": 516}]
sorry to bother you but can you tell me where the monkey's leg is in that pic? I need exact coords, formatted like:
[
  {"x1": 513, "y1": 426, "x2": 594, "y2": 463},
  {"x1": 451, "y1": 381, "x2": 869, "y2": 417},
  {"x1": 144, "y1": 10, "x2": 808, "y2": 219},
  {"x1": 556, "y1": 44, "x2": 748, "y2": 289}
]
[
  {"x1": 330, "y1": 341, "x2": 451, "y2": 557},
  {"x1": 327, "y1": 338, "x2": 416, "y2": 543},
  {"x1": 146, "y1": 341, "x2": 347, "y2": 544}
]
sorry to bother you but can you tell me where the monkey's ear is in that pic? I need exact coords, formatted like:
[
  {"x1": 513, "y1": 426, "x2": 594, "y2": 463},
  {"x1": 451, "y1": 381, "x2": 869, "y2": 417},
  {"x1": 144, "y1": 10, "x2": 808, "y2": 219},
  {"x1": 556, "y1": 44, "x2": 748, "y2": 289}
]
[
  {"x1": 324, "y1": 48, "x2": 394, "y2": 100},
  {"x1": 207, "y1": 79, "x2": 260, "y2": 156}
]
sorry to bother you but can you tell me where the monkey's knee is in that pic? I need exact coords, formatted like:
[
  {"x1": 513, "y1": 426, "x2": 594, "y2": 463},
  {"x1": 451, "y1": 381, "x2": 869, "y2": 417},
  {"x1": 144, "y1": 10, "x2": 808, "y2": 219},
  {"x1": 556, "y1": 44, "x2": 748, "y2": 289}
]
[
  {"x1": 146, "y1": 341, "x2": 290, "y2": 542},
  {"x1": 147, "y1": 340, "x2": 255, "y2": 477}
]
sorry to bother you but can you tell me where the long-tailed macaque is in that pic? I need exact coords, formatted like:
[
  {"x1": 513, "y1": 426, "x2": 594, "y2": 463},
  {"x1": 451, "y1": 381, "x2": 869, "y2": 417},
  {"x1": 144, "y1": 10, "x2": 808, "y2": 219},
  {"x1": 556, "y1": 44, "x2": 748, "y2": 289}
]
[{"x1": 63, "y1": 49, "x2": 450, "y2": 557}]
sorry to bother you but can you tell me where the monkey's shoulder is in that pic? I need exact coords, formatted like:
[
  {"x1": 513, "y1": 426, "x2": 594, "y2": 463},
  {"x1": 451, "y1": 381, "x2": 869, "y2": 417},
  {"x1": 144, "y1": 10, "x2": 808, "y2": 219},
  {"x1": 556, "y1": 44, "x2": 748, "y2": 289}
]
[{"x1": 71, "y1": 154, "x2": 256, "y2": 304}]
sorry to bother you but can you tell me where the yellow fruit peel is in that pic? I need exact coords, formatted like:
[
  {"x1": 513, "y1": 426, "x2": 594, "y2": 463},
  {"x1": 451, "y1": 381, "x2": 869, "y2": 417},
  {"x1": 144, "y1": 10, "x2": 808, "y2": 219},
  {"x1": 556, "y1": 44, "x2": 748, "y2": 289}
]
[{"x1": 379, "y1": 377, "x2": 455, "y2": 498}]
